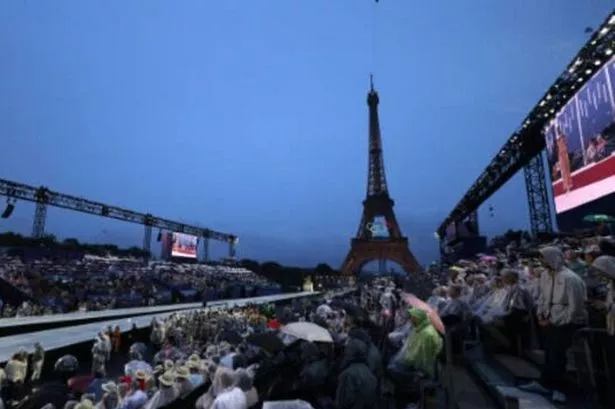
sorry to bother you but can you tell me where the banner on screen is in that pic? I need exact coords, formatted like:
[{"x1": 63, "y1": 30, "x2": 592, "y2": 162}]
[
  {"x1": 543, "y1": 56, "x2": 615, "y2": 214},
  {"x1": 171, "y1": 233, "x2": 198, "y2": 258}
]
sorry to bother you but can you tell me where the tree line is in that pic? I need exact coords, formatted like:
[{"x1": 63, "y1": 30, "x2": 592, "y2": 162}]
[{"x1": 0, "y1": 232, "x2": 150, "y2": 258}]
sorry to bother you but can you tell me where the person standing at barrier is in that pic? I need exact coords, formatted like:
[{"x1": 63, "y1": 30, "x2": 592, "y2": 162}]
[
  {"x1": 30, "y1": 343, "x2": 45, "y2": 384},
  {"x1": 519, "y1": 246, "x2": 587, "y2": 404},
  {"x1": 113, "y1": 326, "x2": 122, "y2": 353},
  {"x1": 92, "y1": 338, "x2": 108, "y2": 377}
]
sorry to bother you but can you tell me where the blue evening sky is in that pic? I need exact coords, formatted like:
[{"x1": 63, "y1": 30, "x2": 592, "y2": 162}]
[{"x1": 0, "y1": 1, "x2": 612, "y2": 267}]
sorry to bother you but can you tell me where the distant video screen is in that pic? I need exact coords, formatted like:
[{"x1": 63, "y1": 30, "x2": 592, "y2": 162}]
[
  {"x1": 543, "y1": 56, "x2": 615, "y2": 216},
  {"x1": 171, "y1": 233, "x2": 198, "y2": 259}
]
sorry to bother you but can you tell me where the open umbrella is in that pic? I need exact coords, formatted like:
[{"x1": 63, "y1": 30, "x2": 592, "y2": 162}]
[
  {"x1": 400, "y1": 292, "x2": 446, "y2": 335},
  {"x1": 281, "y1": 322, "x2": 333, "y2": 343},
  {"x1": 583, "y1": 214, "x2": 615, "y2": 223}
]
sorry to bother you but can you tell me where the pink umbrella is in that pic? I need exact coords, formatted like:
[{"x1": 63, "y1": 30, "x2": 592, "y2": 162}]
[
  {"x1": 400, "y1": 292, "x2": 446, "y2": 335},
  {"x1": 480, "y1": 255, "x2": 497, "y2": 263}
]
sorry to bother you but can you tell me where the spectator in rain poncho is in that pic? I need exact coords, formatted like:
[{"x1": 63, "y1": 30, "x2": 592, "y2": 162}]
[
  {"x1": 100, "y1": 331, "x2": 112, "y2": 362},
  {"x1": 473, "y1": 277, "x2": 508, "y2": 323},
  {"x1": 335, "y1": 338, "x2": 377, "y2": 409},
  {"x1": 196, "y1": 367, "x2": 245, "y2": 409},
  {"x1": 590, "y1": 255, "x2": 615, "y2": 335},
  {"x1": 174, "y1": 367, "x2": 194, "y2": 398},
  {"x1": 439, "y1": 285, "x2": 471, "y2": 326},
  {"x1": 4, "y1": 349, "x2": 28, "y2": 403},
  {"x1": 187, "y1": 356, "x2": 205, "y2": 387},
  {"x1": 525, "y1": 265, "x2": 542, "y2": 302},
  {"x1": 501, "y1": 270, "x2": 534, "y2": 314},
  {"x1": 519, "y1": 246, "x2": 587, "y2": 404},
  {"x1": 153, "y1": 335, "x2": 183, "y2": 364},
  {"x1": 565, "y1": 248, "x2": 587, "y2": 277},
  {"x1": 589, "y1": 255, "x2": 615, "y2": 387},
  {"x1": 116, "y1": 379, "x2": 148, "y2": 409},
  {"x1": 144, "y1": 372, "x2": 178, "y2": 409},
  {"x1": 397, "y1": 308, "x2": 442, "y2": 379},
  {"x1": 31, "y1": 343, "x2": 45, "y2": 383},
  {"x1": 150, "y1": 320, "x2": 166, "y2": 348},
  {"x1": 125, "y1": 351, "x2": 153, "y2": 378},
  {"x1": 96, "y1": 381, "x2": 119, "y2": 409},
  {"x1": 91, "y1": 339, "x2": 107, "y2": 376},
  {"x1": 495, "y1": 270, "x2": 535, "y2": 354},
  {"x1": 470, "y1": 275, "x2": 490, "y2": 305},
  {"x1": 233, "y1": 369, "x2": 259, "y2": 408},
  {"x1": 425, "y1": 287, "x2": 447, "y2": 313},
  {"x1": 0, "y1": 368, "x2": 5, "y2": 409}
]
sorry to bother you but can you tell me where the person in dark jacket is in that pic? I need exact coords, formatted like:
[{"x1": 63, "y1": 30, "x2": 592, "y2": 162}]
[
  {"x1": 336, "y1": 338, "x2": 377, "y2": 409},
  {"x1": 347, "y1": 328, "x2": 383, "y2": 380},
  {"x1": 294, "y1": 342, "x2": 330, "y2": 405}
]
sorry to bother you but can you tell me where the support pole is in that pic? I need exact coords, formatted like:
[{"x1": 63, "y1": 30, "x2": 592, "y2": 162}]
[
  {"x1": 143, "y1": 224, "x2": 152, "y2": 259},
  {"x1": 203, "y1": 237, "x2": 210, "y2": 262},
  {"x1": 523, "y1": 151, "x2": 553, "y2": 236},
  {"x1": 228, "y1": 239, "x2": 236, "y2": 259},
  {"x1": 32, "y1": 187, "x2": 49, "y2": 238},
  {"x1": 142, "y1": 214, "x2": 153, "y2": 259},
  {"x1": 32, "y1": 202, "x2": 47, "y2": 238}
]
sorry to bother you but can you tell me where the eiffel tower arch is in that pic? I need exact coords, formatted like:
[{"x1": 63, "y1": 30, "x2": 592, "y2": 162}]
[{"x1": 340, "y1": 76, "x2": 420, "y2": 276}]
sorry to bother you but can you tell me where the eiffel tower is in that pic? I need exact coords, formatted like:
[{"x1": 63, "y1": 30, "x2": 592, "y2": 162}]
[{"x1": 340, "y1": 76, "x2": 420, "y2": 275}]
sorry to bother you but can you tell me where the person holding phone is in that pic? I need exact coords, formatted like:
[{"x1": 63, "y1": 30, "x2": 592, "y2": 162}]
[{"x1": 519, "y1": 246, "x2": 587, "y2": 404}]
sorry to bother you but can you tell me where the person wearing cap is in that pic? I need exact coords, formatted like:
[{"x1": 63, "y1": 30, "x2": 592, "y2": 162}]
[
  {"x1": 116, "y1": 379, "x2": 147, "y2": 409},
  {"x1": 74, "y1": 399, "x2": 94, "y2": 409},
  {"x1": 134, "y1": 370, "x2": 148, "y2": 392},
  {"x1": 96, "y1": 382, "x2": 118, "y2": 409},
  {"x1": 162, "y1": 360, "x2": 174, "y2": 373},
  {"x1": 187, "y1": 360, "x2": 205, "y2": 387},
  {"x1": 144, "y1": 372, "x2": 178, "y2": 409},
  {"x1": 174, "y1": 367, "x2": 193, "y2": 397}
]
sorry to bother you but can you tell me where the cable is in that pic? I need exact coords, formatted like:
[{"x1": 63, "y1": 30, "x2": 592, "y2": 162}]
[{"x1": 370, "y1": 0, "x2": 380, "y2": 77}]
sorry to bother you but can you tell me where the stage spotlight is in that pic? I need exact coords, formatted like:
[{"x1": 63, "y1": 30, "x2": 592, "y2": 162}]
[{"x1": 1, "y1": 203, "x2": 15, "y2": 219}]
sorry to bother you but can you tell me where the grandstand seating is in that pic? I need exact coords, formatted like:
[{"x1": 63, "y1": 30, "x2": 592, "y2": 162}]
[{"x1": 0, "y1": 254, "x2": 281, "y2": 317}]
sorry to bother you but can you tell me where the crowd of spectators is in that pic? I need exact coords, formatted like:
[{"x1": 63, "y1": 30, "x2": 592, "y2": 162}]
[
  {"x1": 420, "y1": 230, "x2": 615, "y2": 405},
  {"x1": 0, "y1": 255, "x2": 281, "y2": 318},
  {"x1": 1, "y1": 286, "x2": 436, "y2": 409}
]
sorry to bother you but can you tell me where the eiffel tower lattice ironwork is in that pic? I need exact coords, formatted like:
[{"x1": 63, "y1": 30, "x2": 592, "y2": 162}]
[{"x1": 340, "y1": 76, "x2": 420, "y2": 275}]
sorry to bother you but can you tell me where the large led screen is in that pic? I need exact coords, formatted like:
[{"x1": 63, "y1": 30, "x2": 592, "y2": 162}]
[
  {"x1": 543, "y1": 56, "x2": 615, "y2": 216},
  {"x1": 171, "y1": 233, "x2": 198, "y2": 259}
]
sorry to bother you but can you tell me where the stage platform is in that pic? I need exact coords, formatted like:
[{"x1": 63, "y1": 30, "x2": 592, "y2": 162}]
[
  {"x1": 0, "y1": 291, "x2": 319, "y2": 363},
  {"x1": 0, "y1": 292, "x2": 317, "y2": 329},
  {"x1": 0, "y1": 303, "x2": 202, "y2": 329}
]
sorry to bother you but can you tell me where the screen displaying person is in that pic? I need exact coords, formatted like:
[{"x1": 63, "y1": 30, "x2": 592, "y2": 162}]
[{"x1": 556, "y1": 125, "x2": 573, "y2": 192}]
